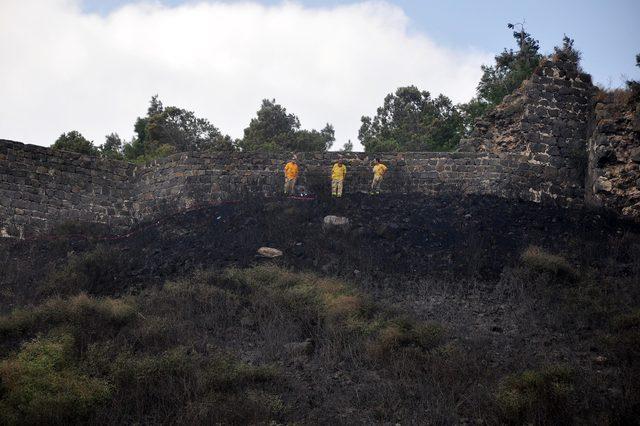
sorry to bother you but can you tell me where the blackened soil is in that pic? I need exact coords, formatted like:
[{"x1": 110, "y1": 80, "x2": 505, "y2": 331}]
[{"x1": 1, "y1": 192, "x2": 638, "y2": 306}]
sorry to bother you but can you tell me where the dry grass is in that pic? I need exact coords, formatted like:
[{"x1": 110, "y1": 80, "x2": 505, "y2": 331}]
[{"x1": 521, "y1": 245, "x2": 578, "y2": 282}]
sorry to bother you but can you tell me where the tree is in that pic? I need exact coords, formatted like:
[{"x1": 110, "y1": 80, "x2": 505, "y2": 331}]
[
  {"x1": 553, "y1": 35, "x2": 581, "y2": 65},
  {"x1": 358, "y1": 86, "x2": 463, "y2": 153},
  {"x1": 239, "y1": 99, "x2": 333, "y2": 152},
  {"x1": 124, "y1": 95, "x2": 236, "y2": 162},
  {"x1": 457, "y1": 24, "x2": 543, "y2": 137},
  {"x1": 627, "y1": 53, "x2": 640, "y2": 105},
  {"x1": 477, "y1": 24, "x2": 542, "y2": 106},
  {"x1": 52, "y1": 131, "x2": 98, "y2": 155},
  {"x1": 342, "y1": 140, "x2": 353, "y2": 152},
  {"x1": 99, "y1": 133, "x2": 124, "y2": 160}
]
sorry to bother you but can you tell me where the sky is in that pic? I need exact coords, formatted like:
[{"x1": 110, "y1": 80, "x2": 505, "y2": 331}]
[{"x1": 1, "y1": 0, "x2": 638, "y2": 151}]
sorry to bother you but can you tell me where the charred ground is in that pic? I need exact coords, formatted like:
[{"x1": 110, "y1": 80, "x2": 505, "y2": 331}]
[{"x1": 1, "y1": 193, "x2": 639, "y2": 424}]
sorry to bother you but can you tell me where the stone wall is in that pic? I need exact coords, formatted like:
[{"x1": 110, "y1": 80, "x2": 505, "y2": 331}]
[
  {"x1": 1, "y1": 140, "x2": 551, "y2": 237},
  {"x1": 132, "y1": 150, "x2": 547, "y2": 220},
  {"x1": 0, "y1": 140, "x2": 136, "y2": 238},
  {"x1": 461, "y1": 56, "x2": 596, "y2": 206},
  {"x1": 586, "y1": 93, "x2": 640, "y2": 218}
]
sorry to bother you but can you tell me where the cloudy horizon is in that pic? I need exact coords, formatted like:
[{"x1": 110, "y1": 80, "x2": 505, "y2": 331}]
[{"x1": 1, "y1": 0, "x2": 492, "y2": 150}]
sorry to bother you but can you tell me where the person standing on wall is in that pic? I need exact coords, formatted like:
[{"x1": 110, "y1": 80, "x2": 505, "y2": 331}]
[
  {"x1": 331, "y1": 158, "x2": 347, "y2": 198},
  {"x1": 370, "y1": 158, "x2": 388, "y2": 195},
  {"x1": 284, "y1": 156, "x2": 299, "y2": 196}
]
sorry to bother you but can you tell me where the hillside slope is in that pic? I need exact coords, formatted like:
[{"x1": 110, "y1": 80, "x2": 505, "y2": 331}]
[{"x1": 1, "y1": 193, "x2": 639, "y2": 424}]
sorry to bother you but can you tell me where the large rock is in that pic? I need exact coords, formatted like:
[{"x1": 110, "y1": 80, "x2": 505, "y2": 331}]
[
  {"x1": 257, "y1": 247, "x2": 283, "y2": 258},
  {"x1": 323, "y1": 215, "x2": 350, "y2": 231}
]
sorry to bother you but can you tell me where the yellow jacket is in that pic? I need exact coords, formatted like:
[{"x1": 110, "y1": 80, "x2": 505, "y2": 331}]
[
  {"x1": 332, "y1": 163, "x2": 347, "y2": 181},
  {"x1": 284, "y1": 162, "x2": 299, "y2": 179},
  {"x1": 373, "y1": 163, "x2": 388, "y2": 177}
]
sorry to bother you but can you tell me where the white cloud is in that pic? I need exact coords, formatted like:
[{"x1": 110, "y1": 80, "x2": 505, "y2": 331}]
[{"x1": 0, "y1": 0, "x2": 491, "y2": 150}]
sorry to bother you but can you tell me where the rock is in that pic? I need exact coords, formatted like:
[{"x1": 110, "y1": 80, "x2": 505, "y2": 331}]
[
  {"x1": 284, "y1": 338, "x2": 314, "y2": 356},
  {"x1": 593, "y1": 355, "x2": 608, "y2": 365},
  {"x1": 323, "y1": 215, "x2": 350, "y2": 231},
  {"x1": 595, "y1": 177, "x2": 613, "y2": 193},
  {"x1": 257, "y1": 247, "x2": 283, "y2": 258}
]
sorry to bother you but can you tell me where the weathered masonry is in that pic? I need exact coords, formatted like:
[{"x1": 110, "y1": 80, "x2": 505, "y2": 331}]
[{"x1": 1, "y1": 56, "x2": 639, "y2": 237}]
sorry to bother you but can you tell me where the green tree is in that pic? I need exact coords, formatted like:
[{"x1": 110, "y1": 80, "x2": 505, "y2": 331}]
[
  {"x1": 477, "y1": 24, "x2": 542, "y2": 106},
  {"x1": 99, "y1": 133, "x2": 124, "y2": 160},
  {"x1": 457, "y1": 24, "x2": 543, "y2": 137},
  {"x1": 52, "y1": 131, "x2": 98, "y2": 155},
  {"x1": 239, "y1": 99, "x2": 333, "y2": 152},
  {"x1": 358, "y1": 86, "x2": 463, "y2": 153},
  {"x1": 341, "y1": 140, "x2": 353, "y2": 152},
  {"x1": 553, "y1": 35, "x2": 581, "y2": 65},
  {"x1": 124, "y1": 95, "x2": 236, "y2": 162}
]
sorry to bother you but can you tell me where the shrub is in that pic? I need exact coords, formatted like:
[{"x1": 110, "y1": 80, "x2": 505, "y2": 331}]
[
  {"x1": 521, "y1": 245, "x2": 578, "y2": 282},
  {"x1": 102, "y1": 346, "x2": 280, "y2": 423},
  {"x1": 608, "y1": 310, "x2": 640, "y2": 423},
  {"x1": 0, "y1": 333, "x2": 111, "y2": 425},
  {"x1": 496, "y1": 365, "x2": 575, "y2": 424},
  {"x1": 368, "y1": 319, "x2": 444, "y2": 361},
  {"x1": 0, "y1": 293, "x2": 136, "y2": 341},
  {"x1": 41, "y1": 245, "x2": 129, "y2": 297}
]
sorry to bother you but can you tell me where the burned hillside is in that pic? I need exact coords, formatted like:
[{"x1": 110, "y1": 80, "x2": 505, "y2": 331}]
[{"x1": 1, "y1": 193, "x2": 639, "y2": 424}]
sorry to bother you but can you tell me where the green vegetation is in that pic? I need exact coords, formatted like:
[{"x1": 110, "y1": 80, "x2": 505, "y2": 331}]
[
  {"x1": 358, "y1": 86, "x2": 463, "y2": 152},
  {"x1": 0, "y1": 333, "x2": 112, "y2": 425},
  {"x1": 239, "y1": 99, "x2": 334, "y2": 152},
  {"x1": 496, "y1": 365, "x2": 575, "y2": 424},
  {"x1": 52, "y1": 130, "x2": 98, "y2": 156},
  {"x1": 520, "y1": 245, "x2": 578, "y2": 282},
  {"x1": 0, "y1": 264, "x2": 489, "y2": 424},
  {"x1": 52, "y1": 29, "x2": 590, "y2": 157},
  {"x1": 626, "y1": 53, "x2": 640, "y2": 105},
  {"x1": 122, "y1": 95, "x2": 236, "y2": 163},
  {"x1": 40, "y1": 245, "x2": 131, "y2": 297},
  {"x1": 358, "y1": 26, "x2": 574, "y2": 152}
]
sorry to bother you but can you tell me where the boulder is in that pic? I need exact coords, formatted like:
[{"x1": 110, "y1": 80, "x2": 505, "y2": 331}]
[
  {"x1": 257, "y1": 247, "x2": 283, "y2": 258},
  {"x1": 323, "y1": 215, "x2": 350, "y2": 231}
]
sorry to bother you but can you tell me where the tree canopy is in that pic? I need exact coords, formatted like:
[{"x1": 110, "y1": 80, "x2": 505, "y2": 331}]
[
  {"x1": 123, "y1": 96, "x2": 236, "y2": 162},
  {"x1": 456, "y1": 25, "x2": 544, "y2": 136},
  {"x1": 358, "y1": 86, "x2": 463, "y2": 153},
  {"x1": 239, "y1": 99, "x2": 334, "y2": 152},
  {"x1": 52, "y1": 131, "x2": 98, "y2": 155}
]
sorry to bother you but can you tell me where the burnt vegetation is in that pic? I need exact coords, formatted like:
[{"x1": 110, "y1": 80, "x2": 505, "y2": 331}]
[{"x1": 1, "y1": 193, "x2": 639, "y2": 424}]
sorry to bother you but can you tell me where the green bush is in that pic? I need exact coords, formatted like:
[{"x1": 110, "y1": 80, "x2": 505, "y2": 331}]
[
  {"x1": 226, "y1": 265, "x2": 450, "y2": 376},
  {"x1": 41, "y1": 245, "x2": 128, "y2": 297},
  {"x1": 0, "y1": 293, "x2": 136, "y2": 340},
  {"x1": 521, "y1": 245, "x2": 578, "y2": 282},
  {"x1": 0, "y1": 333, "x2": 111, "y2": 425},
  {"x1": 96, "y1": 346, "x2": 280, "y2": 424},
  {"x1": 496, "y1": 365, "x2": 575, "y2": 424}
]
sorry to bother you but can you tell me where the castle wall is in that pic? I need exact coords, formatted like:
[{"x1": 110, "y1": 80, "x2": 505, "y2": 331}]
[
  {"x1": 0, "y1": 140, "x2": 136, "y2": 238},
  {"x1": 460, "y1": 57, "x2": 596, "y2": 206},
  {"x1": 0, "y1": 141, "x2": 552, "y2": 237},
  {"x1": 586, "y1": 93, "x2": 640, "y2": 218}
]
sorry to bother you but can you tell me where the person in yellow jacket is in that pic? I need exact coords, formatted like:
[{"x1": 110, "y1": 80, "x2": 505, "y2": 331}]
[
  {"x1": 284, "y1": 157, "x2": 299, "y2": 196},
  {"x1": 371, "y1": 158, "x2": 388, "y2": 194},
  {"x1": 331, "y1": 158, "x2": 347, "y2": 197}
]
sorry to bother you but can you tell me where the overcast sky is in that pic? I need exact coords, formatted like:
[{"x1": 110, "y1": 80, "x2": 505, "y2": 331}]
[{"x1": 1, "y1": 0, "x2": 638, "y2": 151}]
